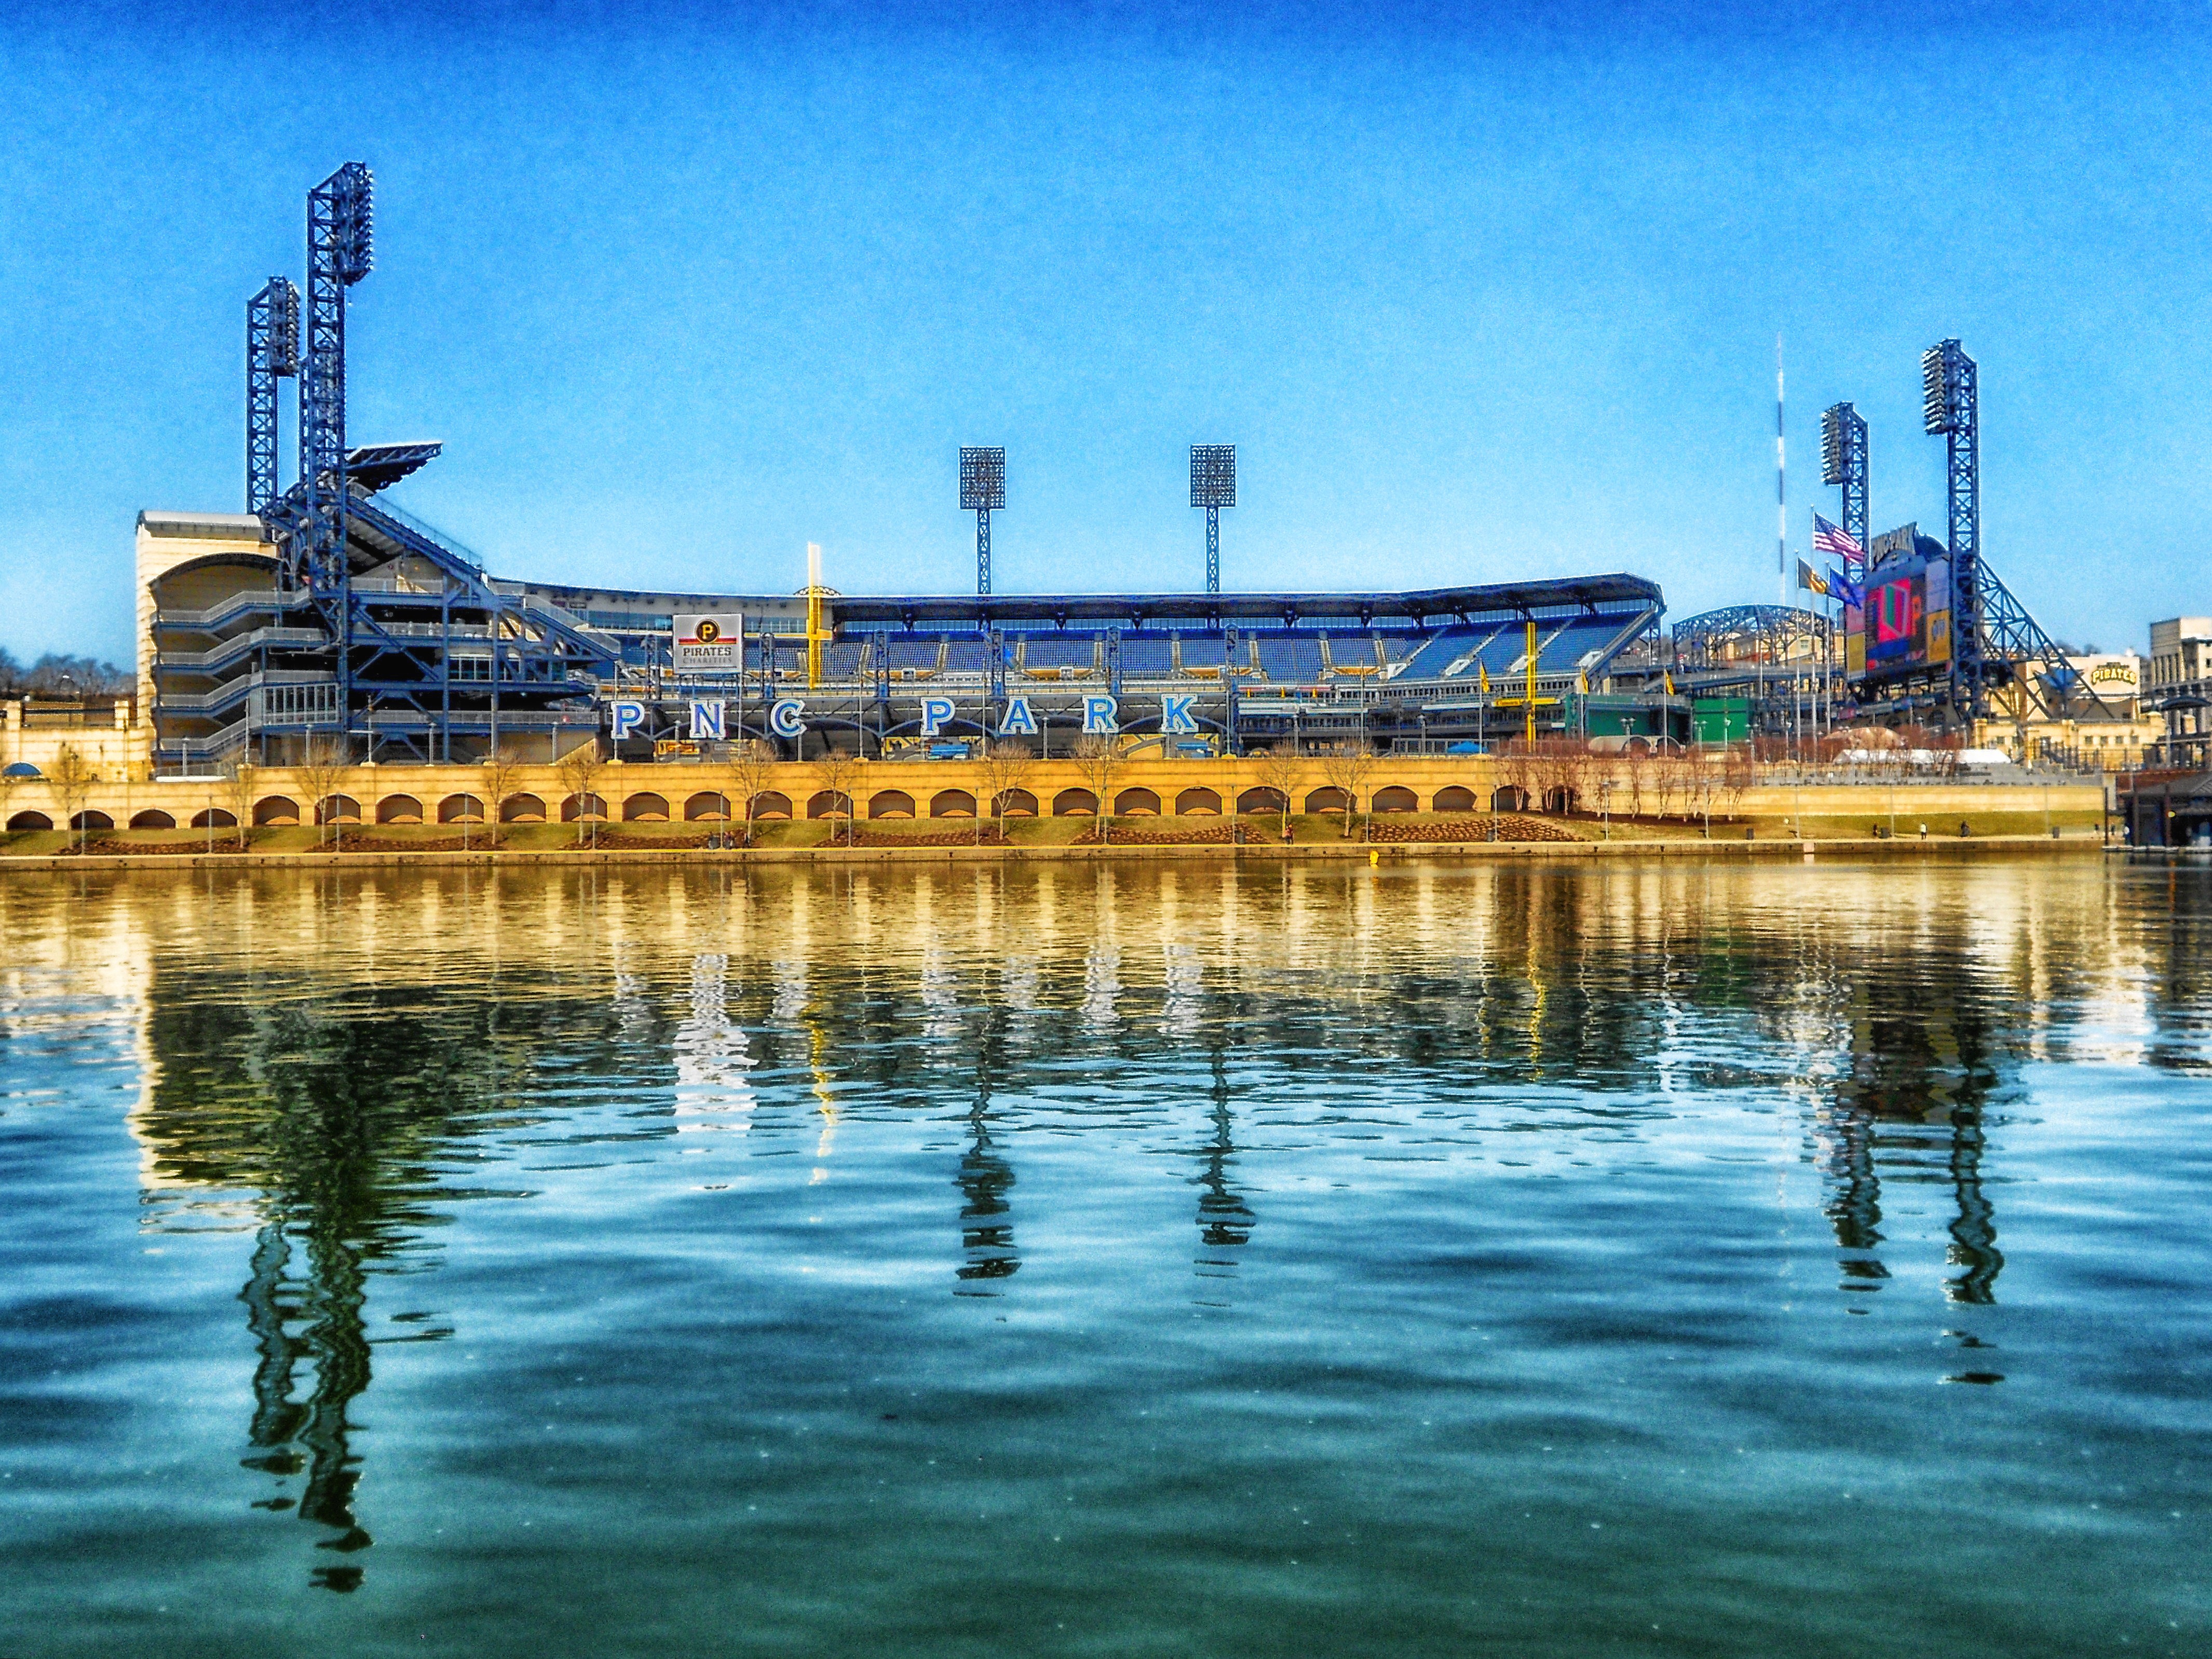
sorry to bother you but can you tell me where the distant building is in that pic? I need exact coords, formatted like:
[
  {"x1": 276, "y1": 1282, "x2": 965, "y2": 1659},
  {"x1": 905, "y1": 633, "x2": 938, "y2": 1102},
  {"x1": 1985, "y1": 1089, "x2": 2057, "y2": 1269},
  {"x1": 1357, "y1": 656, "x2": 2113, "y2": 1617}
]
[
  {"x1": 1988, "y1": 650, "x2": 2161, "y2": 773},
  {"x1": 2147, "y1": 618, "x2": 2212, "y2": 768}
]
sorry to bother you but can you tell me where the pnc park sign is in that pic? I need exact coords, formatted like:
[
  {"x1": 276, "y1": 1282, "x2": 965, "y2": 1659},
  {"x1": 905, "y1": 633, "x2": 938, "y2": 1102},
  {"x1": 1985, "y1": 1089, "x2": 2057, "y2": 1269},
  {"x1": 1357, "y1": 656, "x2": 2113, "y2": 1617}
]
[{"x1": 605, "y1": 693, "x2": 1203, "y2": 745}]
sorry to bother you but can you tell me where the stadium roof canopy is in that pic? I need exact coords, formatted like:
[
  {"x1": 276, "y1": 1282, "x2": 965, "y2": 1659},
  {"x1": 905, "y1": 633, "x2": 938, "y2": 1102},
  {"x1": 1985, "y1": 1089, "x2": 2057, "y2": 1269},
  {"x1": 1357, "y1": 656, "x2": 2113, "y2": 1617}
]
[
  {"x1": 533, "y1": 573, "x2": 1663, "y2": 631},
  {"x1": 344, "y1": 441, "x2": 443, "y2": 494}
]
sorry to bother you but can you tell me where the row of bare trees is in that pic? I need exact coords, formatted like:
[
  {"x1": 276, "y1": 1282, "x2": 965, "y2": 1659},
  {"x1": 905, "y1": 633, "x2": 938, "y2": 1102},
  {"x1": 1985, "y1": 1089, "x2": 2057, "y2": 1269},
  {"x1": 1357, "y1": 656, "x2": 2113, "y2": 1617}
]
[{"x1": 1486, "y1": 739, "x2": 1758, "y2": 827}]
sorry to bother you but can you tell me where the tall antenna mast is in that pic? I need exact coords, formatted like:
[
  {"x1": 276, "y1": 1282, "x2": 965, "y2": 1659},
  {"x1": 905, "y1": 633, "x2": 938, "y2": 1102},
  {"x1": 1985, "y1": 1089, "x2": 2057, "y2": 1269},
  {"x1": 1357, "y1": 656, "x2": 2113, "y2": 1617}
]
[{"x1": 1776, "y1": 335, "x2": 1787, "y2": 608}]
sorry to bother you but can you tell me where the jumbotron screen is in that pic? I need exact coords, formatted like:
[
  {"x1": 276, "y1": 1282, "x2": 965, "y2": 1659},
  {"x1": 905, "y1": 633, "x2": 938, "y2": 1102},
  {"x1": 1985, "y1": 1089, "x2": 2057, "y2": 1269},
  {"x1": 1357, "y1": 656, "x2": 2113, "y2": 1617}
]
[{"x1": 1846, "y1": 554, "x2": 1951, "y2": 680}]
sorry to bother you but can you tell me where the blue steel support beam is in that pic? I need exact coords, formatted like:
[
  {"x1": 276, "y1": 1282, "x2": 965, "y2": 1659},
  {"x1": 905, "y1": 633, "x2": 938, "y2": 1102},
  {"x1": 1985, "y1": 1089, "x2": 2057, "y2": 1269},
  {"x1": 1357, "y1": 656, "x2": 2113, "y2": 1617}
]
[
  {"x1": 1922, "y1": 340, "x2": 1979, "y2": 719},
  {"x1": 245, "y1": 277, "x2": 298, "y2": 515}
]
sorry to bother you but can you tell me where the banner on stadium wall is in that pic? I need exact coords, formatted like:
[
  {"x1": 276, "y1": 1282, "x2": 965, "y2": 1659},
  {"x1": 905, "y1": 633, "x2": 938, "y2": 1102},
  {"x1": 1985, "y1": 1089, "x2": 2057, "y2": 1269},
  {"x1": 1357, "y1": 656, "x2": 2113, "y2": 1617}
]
[{"x1": 674, "y1": 613, "x2": 743, "y2": 672}]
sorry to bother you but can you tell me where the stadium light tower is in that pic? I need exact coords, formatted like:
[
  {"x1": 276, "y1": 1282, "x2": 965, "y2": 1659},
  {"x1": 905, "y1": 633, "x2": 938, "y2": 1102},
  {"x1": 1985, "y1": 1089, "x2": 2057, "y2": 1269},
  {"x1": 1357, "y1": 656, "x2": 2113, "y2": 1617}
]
[
  {"x1": 1922, "y1": 339, "x2": 1980, "y2": 713},
  {"x1": 245, "y1": 276, "x2": 300, "y2": 515},
  {"x1": 960, "y1": 447, "x2": 1006, "y2": 596},
  {"x1": 293, "y1": 161, "x2": 374, "y2": 593},
  {"x1": 1190, "y1": 444, "x2": 1235, "y2": 595},
  {"x1": 1819, "y1": 401, "x2": 1868, "y2": 575}
]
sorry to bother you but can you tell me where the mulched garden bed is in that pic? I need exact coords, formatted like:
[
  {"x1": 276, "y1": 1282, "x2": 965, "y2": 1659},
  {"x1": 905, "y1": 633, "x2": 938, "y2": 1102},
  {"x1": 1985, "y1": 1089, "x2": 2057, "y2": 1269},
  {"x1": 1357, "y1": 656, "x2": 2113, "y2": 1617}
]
[
  {"x1": 1365, "y1": 815, "x2": 1583, "y2": 843},
  {"x1": 850, "y1": 826, "x2": 1008, "y2": 848},
  {"x1": 1075, "y1": 823, "x2": 1242, "y2": 845}
]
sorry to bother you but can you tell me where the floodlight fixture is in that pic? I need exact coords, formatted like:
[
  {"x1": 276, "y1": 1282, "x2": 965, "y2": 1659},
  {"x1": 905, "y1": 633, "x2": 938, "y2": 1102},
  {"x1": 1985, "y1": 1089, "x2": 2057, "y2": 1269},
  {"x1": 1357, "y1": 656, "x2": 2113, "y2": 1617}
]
[
  {"x1": 960, "y1": 446, "x2": 1006, "y2": 511},
  {"x1": 328, "y1": 161, "x2": 374, "y2": 285},
  {"x1": 960, "y1": 446, "x2": 1005, "y2": 594},
  {"x1": 1819, "y1": 404, "x2": 1849, "y2": 486},
  {"x1": 1922, "y1": 339, "x2": 1971, "y2": 435},
  {"x1": 1190, "y1": 444, "x2": 1236, "y2": 593}
]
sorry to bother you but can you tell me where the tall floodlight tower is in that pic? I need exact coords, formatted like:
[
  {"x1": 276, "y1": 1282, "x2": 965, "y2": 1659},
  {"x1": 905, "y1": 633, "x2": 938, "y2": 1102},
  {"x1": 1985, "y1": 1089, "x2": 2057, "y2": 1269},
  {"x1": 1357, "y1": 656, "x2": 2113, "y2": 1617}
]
[
  {"x1": 1190, "y1": 444, "x2": 1236, "y2": 594},
  {"x1": 1922, "y1": 339, "x2": 1980, "y2": 718},
  {"x1": 1819, "y1": 401, "x2": 1869, "y2": 576},
  {"x1": 1775, "y1": 338, "x2": 1787, "y2": 607},
  {"x1": 960, "y1": 447, "x2": 1006, "y2": 596},
  {"x1": 245, "y1": 277, "x2": 300, "y2": 514},
  {"x1": 293, "y1": 161, "x2": 374, "y2": 594}
]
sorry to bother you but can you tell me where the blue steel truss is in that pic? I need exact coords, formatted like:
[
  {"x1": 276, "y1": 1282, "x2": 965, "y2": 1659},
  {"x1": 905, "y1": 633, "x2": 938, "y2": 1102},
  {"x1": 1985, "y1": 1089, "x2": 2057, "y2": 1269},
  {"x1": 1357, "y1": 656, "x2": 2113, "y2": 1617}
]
[
  {"x1": 1922, "y1": 340, "x2": 1983, "y2": 717},
  {"x1": 168, "y1": 162, "x2": 621, "y2": 770},
  {"x1": 245, "y1": 277, "x2": 298, "y2": 514}
]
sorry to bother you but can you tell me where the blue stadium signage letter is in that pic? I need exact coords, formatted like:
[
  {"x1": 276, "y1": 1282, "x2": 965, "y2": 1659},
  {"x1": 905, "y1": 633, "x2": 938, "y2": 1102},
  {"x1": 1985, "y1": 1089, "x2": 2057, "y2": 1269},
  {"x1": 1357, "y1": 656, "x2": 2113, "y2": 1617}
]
[
  {"x1": 769, "y1": 698, "x2": 807, "y2": 739},
  {"x1": 689, "y1": 700, "x2": 726, "y2": 741},
  {"x1": 1159, "y1": 694, "x2": 1198, "y2": 735},
  {"x1": 1083, "y1": 695, "x2": 1119, "y2": 734},
  {"x1": 997, "y1": 697, "x2": 1038, "y2": 736},
  {"x1": 919, "y1": 697, "x2": 957, "y2": 737},
  {"x1": 609, "y1": 700, "x2": 647, "y2": 741}
]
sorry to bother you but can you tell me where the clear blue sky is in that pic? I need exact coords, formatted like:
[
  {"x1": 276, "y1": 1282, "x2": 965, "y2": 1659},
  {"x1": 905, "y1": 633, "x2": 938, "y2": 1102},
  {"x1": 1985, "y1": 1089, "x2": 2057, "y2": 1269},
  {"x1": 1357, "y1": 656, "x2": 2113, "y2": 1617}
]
[{"x1": 2, "y1": 1, "x2": 2206, "y2": 666}]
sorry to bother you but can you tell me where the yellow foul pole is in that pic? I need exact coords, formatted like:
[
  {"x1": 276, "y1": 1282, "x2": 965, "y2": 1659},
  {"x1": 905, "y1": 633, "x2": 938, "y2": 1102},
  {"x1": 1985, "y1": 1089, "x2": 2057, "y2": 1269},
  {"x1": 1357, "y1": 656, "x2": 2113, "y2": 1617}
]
[
  {"x1": 1524, "y1": 618, "x2": 1538, "y2": 746},
  {"x1": 806, "y1": 542, "x2": 824, "y2": 690}
]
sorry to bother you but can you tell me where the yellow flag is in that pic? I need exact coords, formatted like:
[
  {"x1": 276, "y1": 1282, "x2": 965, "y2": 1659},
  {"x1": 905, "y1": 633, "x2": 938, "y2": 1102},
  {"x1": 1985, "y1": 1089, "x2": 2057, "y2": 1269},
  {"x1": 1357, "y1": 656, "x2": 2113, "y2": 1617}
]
[
  {"x1": 1478, "y1": 663, "x2": 1491, "y2": 693},
  {"x1": 1577, "y1": 670, "x2": 1589, "y2": 696},
  {"x1": 1663, "y1": 670, "x2": 1675, "y2": 696}
]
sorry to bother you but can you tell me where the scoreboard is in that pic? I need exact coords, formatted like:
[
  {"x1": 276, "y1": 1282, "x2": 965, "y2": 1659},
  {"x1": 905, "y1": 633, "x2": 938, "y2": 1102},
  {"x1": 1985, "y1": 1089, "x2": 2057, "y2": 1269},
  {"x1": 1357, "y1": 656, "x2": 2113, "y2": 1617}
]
[{"x1": 1846, "y1": 525, "x2": 1952, "y2": 682}]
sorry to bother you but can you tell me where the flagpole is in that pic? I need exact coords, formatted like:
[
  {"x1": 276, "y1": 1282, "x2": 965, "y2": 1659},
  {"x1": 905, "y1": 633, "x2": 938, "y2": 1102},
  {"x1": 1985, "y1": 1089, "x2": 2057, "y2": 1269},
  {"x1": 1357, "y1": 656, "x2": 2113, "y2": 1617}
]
[{"x1": 1776, "y1": 335, "x2": 1787, "y2": 610}]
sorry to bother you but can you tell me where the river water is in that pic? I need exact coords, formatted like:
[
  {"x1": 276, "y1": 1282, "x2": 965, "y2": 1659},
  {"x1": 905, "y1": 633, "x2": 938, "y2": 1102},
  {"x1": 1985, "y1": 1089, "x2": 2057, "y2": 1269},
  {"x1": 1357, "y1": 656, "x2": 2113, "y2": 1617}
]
[{"x1": 1, "y1": 858, "x2": 2205, "y2": 1656}]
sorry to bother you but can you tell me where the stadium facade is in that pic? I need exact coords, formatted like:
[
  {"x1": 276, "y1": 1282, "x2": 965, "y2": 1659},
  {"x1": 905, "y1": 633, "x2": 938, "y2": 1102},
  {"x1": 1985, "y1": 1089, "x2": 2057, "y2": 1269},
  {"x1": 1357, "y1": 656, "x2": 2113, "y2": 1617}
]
[{"x1": 137, "y1": 485, "x2": 1665, "y2": 775}]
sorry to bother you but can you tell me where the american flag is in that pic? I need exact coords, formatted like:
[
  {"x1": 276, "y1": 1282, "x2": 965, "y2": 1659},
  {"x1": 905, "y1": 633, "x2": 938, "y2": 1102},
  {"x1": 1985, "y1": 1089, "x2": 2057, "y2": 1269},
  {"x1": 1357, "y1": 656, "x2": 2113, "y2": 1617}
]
[{"x1": 1812, "y1": 512, "x2": 1863, "y2": 561}]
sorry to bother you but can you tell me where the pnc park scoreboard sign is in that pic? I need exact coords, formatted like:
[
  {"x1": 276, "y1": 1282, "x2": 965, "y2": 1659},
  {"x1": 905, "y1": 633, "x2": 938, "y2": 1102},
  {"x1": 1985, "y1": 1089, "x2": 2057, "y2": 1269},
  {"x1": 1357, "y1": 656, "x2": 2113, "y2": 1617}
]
[{"x1": 673, "y1": 613, "x2": 743, "y2": 672}]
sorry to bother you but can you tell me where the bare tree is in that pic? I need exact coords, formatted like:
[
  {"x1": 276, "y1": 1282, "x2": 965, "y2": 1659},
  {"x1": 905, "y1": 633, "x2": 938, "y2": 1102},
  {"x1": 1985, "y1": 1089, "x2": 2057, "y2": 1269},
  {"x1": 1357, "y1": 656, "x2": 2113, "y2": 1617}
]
[
  {"x1": 1315, "y1": 741, "x2": 1377, "y2": 838},
  {"x1": 479, "y1": 746, "x2": 526, "y2": 849},
  {"x1": 1492, "y1": 740, "x2": 1538, "y2": 816},
  {"x1": 1622, "y1": 743, "x2": 1650, "y2": 823},
  {"x1": 727, "y1": 738, "x2": 778, "y2": 848},
  {"x1": 814, "y1": 748, "x2": 867, "y2": 848},
  {"x1": 294, "y1": 735, "x2": 349, "y2": 851},
  {"x1": 1073, "y1": 734, "x2": 1120, "y2": 843},
  {"x1": 220, "y1": 758, "x2": 255, "y2": 851},
  {"x1": 48, "y1": 744, "x2": 98, "y2": 852},
  {"x1": 1720, "y1": 744, "x2": 1758, "y2": 822},
  {"x1": 555, "y1": 738, "x2": 606, "y2": 848},
  {"x1": 979, "y1": 739, "x2": 1037, "y2": 844},
  {"x1": 1251, "y1": 743, "x2": 1301, "y2": 841}
]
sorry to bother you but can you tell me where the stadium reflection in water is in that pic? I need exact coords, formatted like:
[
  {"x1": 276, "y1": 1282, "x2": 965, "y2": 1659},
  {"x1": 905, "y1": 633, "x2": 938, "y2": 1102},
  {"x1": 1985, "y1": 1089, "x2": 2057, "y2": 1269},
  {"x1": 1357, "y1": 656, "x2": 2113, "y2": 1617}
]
[{"x1": 4, "y1": 857, "x2": 2208, "y2": 1655}]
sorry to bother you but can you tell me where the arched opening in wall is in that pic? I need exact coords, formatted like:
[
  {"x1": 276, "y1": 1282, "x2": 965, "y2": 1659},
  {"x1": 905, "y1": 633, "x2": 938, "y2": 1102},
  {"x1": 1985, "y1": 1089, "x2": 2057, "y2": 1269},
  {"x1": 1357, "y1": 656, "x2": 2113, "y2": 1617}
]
[
  {"x1": 749, "y1": 791, "x2": 793, "y2": 820},
  {"x1": 621, "y1": 792, "x2": 670, "y2": 822},
  {"x1": 316, "y1": 795, "x2": 361, "y2": 826},
  {"x1": 189, "y1": 808, "x2": 237, "y2": 829},
  {"x1": 253, "y1": 795, "x2": 299, "y2": 826},
  {"x1": 1491, "y1": 786, "x2": 1529, "y2": 813},
  {"x1": 1543, "y1": 787, "x2": 1577, "y2": 815},
  {"x1": 1175, "y1": 787, "x2": 1222, "y2": 816},
  {"x1": 6, "y1": 812, "x2": 53, "y2": 831},
  {"x1": 1305, "y1": 787, "x2": 1350, "y2": 816},
  {"x1": 868, "y1": 790, "x2": 916, "y2": 819},
  {"x1": 1115, "y1": 788, "x2": 1161, "y2": 817},
  {"x1": 804, "y1": 790, "x2": 848, "y2": 820},
  {"x1": 129, "y1": 810, "x2": 176, "y2": 830},
  {"x1": 438, "y1": 794, "x2": 486, "y2": 824},
  {"x1": 1433, "y1": 785, "x2": 1477, "y2": 813},
  {"x1": 1052, "y1": 788, "x2": 1098, "y2": 817},
  {"x1": 684, "y1": 792, "x2": 730, "y2": 822},
  {"x1": 1372, "y1": 786, "x2": 1419, "y2": 814},
  {"x1": 1237, "y1": 787, "x2": 1287, "y2": 816},
  {"x1": 3, "y1": 762, "x2": 42, "y2": 779},
  {"x1": 71, "y1": 811, "x2": 114, "y2": 831},
  {"x1": 994, "y1": 788, "x2": 1038, "y2": 818},
  {"x1": 376, "y1": 795, "x2": 423, "y2": 825},
  {"x1": 561, "y1": 792, "x2": 607, "y2": 822},
  {"x1": 501, "y1": 793, "x2": 548, "y2": 824},
  {"x1": 930, "y1": 789, "x2": 977, "y2": 819}
]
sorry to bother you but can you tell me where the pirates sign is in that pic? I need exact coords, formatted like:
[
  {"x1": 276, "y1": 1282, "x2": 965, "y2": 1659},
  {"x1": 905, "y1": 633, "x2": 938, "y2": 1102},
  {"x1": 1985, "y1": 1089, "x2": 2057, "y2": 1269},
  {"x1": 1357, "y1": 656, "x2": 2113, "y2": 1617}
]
[{"x1": 674, "y1": 613, "x2": 743, "y2": 672}]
